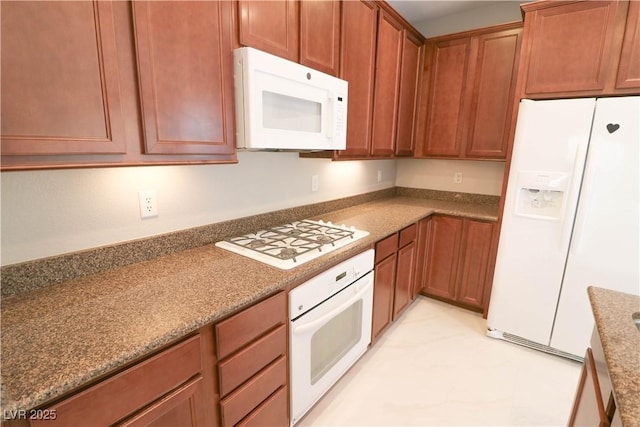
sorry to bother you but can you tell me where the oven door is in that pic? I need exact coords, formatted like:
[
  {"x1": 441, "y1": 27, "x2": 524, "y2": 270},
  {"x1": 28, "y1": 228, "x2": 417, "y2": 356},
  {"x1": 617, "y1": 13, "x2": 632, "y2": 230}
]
[{"x1": 289, "y1": 271, "x2": 374, "y2": 425}]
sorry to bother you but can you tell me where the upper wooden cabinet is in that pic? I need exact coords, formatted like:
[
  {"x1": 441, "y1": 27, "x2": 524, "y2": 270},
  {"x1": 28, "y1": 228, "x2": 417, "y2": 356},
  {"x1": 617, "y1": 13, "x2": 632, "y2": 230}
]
[
  {"x1": 417, "y1": 23, "x2": 522, "y2": 159},
  {"x1": 335, "y1": 1, "x2": 425, "y2": 160},
  {"x1": 300, "y1": 0, "x2": 341, "y2": 76},
  {"x1": 334, "y1": 0, "x2": 378, "y2": 159},
  {"x1": 238, "y1": 0, "x2": 300, "y2": 62},
  {"x1": 0, "y1": 1, "x2": 126, "y2": 156},
  {"x1": 520, "y1": 0, "x2": 639, "y2": 97},
  {"x1": 238, "y1": 0, "x2": 340, "y2": 76},
  {"x1": 132, "y1": 1, "x2": 236, "y2": 156}
]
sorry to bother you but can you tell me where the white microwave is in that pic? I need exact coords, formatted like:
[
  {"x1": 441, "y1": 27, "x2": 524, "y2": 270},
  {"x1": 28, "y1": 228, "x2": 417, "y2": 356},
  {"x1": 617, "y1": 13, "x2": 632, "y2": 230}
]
[{"x1": 233, "y1": 47, "x2": 348, "y2": 151}]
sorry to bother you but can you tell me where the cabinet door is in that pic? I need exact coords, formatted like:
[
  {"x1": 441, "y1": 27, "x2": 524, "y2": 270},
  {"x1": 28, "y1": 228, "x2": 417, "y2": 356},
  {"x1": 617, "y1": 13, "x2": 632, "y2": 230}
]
[
  {"x1": 568, "y1": 348, "x2": 610, "y2": 427},
  {"x1": 133, "y1": 1, "x2": 235, "y2": 155},
  {"x1": 424, "y1": 216, "x2": 463, "y2": 300},
  {"x1": 395, "y1": 30, "x2": 424, "y2": 157},
  {"x1": 300, "y1": 0, "x2": 340, "y2": 76},
  {"x1": 421, "y1": 38, "x2": 472, "y2": 157},
  {"x1": 335, "y1": 0, "x2": 377, "y2": 159},
  {"x1": 118, "y1": 376, "x2": 206, "y2": 427},
  {"x1": 615, "y1": 0, "x2": 640, "y2": 90},
  {"x1": 413, "y1": 217, "x2": 432, "y2": 298},
  {"x1": 466, "y1": 28, "x2": 521, "y2": 159},
  {"x1": 370, "y1": 10, "x2": 403, "y2": 157},
  {"x1": 238, "y1": 0, "x2": 299, "y2": 62},
  {"x1": 456, "y1": 220, "x2": 493, "y2": 309},
  {"x1": 394, "y1": 240, "x2": 416, "y2": 318},
  {"x1": 522, "y1": 1, "x2": 626, "y2": 96},
  {"x1": 372, "y1": 253, "x2": 396, "y2": 342},
  {"x1": 1, "y1": 1, "x2": 126, "y2": 155}
]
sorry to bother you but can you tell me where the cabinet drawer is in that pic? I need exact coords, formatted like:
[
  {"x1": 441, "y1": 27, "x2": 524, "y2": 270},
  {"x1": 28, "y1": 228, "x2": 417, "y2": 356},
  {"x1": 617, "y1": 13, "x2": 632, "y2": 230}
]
[
  {"x1": 375, "y1": 233, "x2": 399, "y2": 263},
  {"x1": 220, "y1": 356, "x2": 287, "y2": 427},
  {"x1": 215, "y1": 292, "x2": 286, "y2": 360},
  {"x1": 218, "y1": 325, "x2": 286, "y2": 398},
  {"x1": 399, "y1": 224, "x2": 417, "y2": 247},
  {"x1": 237, "y1": 386, "x2": 288, "y2": 427},
  {"x1": 32, "y1": 335, "x2": 202, "y2": 427}
]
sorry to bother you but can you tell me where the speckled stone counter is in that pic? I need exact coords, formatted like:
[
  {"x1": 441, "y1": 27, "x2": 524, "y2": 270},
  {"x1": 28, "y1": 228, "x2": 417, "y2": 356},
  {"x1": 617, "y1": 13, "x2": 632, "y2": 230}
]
[
  {"x1": 1, "y1": 195, "x2": 498, "y2": 416},
  {"x1": 588, "y1": 287, "x2": 640, "y2": 427}
]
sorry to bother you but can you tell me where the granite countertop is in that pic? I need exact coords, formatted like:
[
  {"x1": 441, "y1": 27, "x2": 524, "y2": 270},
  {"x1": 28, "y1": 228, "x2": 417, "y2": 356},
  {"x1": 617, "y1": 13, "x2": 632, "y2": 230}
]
[
  {"x1": 588, "y1": 287, "x2": 640, "y2": 427},
  {"x1": 1, "y1": 196, "x2": 498, "y2": 416}
]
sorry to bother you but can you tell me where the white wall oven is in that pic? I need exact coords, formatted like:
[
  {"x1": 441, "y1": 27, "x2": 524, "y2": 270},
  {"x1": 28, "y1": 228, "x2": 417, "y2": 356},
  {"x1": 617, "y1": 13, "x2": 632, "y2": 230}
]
[{"x1": 289, "y1": 249, "x2": 374, "y2": 425}]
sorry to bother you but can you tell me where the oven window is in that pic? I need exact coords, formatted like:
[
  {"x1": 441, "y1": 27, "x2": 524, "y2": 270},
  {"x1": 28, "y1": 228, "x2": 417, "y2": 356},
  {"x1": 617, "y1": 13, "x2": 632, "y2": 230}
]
[
  {"x1": 310, "y1": 300, "x2": 363, "y2": 385},
  {"x1": 262, "y1": 91, "x2": 322, "y2": 133}
]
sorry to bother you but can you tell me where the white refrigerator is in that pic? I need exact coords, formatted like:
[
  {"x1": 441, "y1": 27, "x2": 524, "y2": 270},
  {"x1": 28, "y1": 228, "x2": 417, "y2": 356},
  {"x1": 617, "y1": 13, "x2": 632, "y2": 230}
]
[{"x1": 487, "y1": 96, "x2": 639, "y2": 360}]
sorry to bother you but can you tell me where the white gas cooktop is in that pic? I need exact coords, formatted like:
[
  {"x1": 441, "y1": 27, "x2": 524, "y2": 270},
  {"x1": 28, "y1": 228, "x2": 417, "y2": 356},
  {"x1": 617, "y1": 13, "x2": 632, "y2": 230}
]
[{"x1": 215, "y1": 220, "x2": 369, "y2": 269}]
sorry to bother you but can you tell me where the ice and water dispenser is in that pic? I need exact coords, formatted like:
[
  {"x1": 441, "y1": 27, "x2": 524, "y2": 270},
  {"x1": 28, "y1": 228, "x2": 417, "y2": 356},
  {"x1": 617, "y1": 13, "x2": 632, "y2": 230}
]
[{"x1": 514, "y1": 172, "x2": 569, "y2": 220}]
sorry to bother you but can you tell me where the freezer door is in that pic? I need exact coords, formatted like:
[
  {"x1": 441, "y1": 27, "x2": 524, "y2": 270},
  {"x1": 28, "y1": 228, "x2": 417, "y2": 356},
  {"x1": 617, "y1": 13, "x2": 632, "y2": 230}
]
[
  {"x1": 488, "y1": 98, "x2": 596, "y2": 346},
  {"x1": 550, "y1": 96, "x2": 640, "y2": 357}
]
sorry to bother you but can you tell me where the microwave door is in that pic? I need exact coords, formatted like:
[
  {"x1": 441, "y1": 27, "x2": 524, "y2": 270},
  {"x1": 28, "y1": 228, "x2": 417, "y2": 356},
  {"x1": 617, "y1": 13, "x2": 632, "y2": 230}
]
[{"x1": 251, "y1": 70, "x2": 332, "y2": 150}]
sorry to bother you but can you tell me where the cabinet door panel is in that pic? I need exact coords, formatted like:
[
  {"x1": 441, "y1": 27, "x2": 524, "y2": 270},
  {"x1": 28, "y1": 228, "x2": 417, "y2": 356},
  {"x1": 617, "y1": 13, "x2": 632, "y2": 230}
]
[
  {"x1": 422, "y1": 39, "x2": 471, "y2": 157},
  {"x1": 457, "y1": 220, "x2": 493, "y2": 309},
  {"x1": 466, "y1": 28, "x2": 521, "y2": 158},
  {"x1": 1, "y1": 1, "x2": 126, "y2": 155},
  {"x1": 394, "y1": 241, "x2": 416, "y2": 318},
  {"x1": 616, "y1": 0, "x2": 640, "y2": 89},
  {"x1": 424, "y1": 216, "x2": 462, "y2": 300},
  {"x1": 395, "y1": 31, "x2": 423, "y2": 157},
  {"x1": 523, "y1": 1, "x2": 624, "y2": 95},
  {"x1": 118, "y1": 376, "x2": 205, "y2": 427},
  {"x1": 372, "y1": 253, "x2": 396, "y2": 342},
  {"x1": 335, "y1": 0, "x2": 377, "y2": 159},
  {"x1": 300, "y1": 0, "x2": 340, "y2": 76},
  {"x1": 370, "y1": 10, "x2": 403, "y2": 157},
  {"x1": 238, "y1": 0, "x2": 299, "y2": 62},
  {"x1": 413, "y1": 217, "x2": 432, "y2": 297},
  {"x1": 133, "y1": 1, "x2": 235, "y2": 155}
]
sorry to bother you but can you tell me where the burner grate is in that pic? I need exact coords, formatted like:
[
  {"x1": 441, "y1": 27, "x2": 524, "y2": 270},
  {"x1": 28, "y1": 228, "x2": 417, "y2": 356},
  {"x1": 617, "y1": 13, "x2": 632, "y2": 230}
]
[{"x1": 223, "y1": 220, "x2": 355, "y2": 263}]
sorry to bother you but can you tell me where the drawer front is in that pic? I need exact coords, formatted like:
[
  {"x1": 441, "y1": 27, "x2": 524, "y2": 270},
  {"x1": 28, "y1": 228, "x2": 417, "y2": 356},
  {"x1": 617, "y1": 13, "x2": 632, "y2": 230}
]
[
  {"x1": 32, "y1": 335, "x2": 202, "y2": 427},
  {"x1": 399, "y1": 223, "x2": 417, "y2": 247},
  {"x1": 220, "y1": 356, "x2": 287, "y2": 427},
  {"x1": 375, "y1": 233, "x2": 399, "y2": 263},
  {"x1": 218, "y1": 325, "x2": 286, "y2": 397},
  {"x1": 215, "y1": 292, "x2": 286, "y2": 360},
  {"x1": 237, "y1": 386, "x2": 288, "y2": 427}
]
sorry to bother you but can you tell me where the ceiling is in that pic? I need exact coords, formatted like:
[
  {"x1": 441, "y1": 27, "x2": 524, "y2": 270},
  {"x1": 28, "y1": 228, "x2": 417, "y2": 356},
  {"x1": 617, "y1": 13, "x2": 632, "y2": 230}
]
[{"x1": 386, "y1": 0, "x2": 507, "y2": 26}]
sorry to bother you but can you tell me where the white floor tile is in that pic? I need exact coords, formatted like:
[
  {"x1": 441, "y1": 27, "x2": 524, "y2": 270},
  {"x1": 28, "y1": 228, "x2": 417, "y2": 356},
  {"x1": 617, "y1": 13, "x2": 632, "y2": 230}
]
[{"x1": 298, "y1": 296, "x2": 582, "y2": 427}]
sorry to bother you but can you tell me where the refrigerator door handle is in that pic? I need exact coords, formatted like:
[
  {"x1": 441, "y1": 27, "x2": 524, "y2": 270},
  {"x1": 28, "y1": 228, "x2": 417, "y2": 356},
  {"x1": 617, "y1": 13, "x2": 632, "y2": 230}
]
[
  {"x1": 560, "y1": 143, "x2": 587, "y2": 251},
  {"x1": 570, "y1": 146, "x2": 598, "y2": 255}
]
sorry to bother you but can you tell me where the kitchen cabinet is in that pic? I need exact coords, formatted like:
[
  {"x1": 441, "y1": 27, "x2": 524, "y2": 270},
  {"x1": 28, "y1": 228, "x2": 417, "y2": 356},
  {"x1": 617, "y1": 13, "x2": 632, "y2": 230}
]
[
  {"x1": 300, "y1": 0, "x2": 341, "y2": 76},
  {"x1": 371, "y1": 223, "x2": 418, "y2": 343},
  {"x1": 422, "y1": 216, "x2": 494, "y2": 311},
  {"x1": 237, "y1": 0, "x2": 299, "y2": 62},
  {"x1": 238, "y1": 0, "x2": 340, "y2": 76},
  {"x1": 132, "y1": 1, "x2": 236, "y2": 155},
  {"x1": 334, "y1": 1, "x2": 424, "y2": 160},
  {"x1": 370, "y1": 9, "x2": 403, "y2": 158},
  {"x1": 417, "y1": 23, "x2": 522, "y2": 159},
  {"x1": 569, "y1": 348, "x2": 611, "y2": 427},
  {"x1": 25, "y1": 332, "x2": 216, "y2": 427},
  {"x1": 395, "y1": 30, "x2": 424, "y2": 157},
  {"x1": 519, "y1": 0, "x2": 639, "y2": 98},
  {"x1": 0, "y1": 1, "x2": 126, "y2": 156},
  {"x1": 214, "y1": 292, "x2": 288, "y2": 427},
  {"x1": 413, "y1": 216, "x2": 432, "y2": 298},
  {"x1": 1, "y1": 1, "x2": 237, "y2": 170}
]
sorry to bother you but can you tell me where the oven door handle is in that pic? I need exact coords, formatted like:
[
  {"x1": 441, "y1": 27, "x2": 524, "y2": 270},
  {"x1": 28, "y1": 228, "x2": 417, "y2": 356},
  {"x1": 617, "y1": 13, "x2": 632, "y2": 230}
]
[{"x1": 291, "y1": 274, "x2": 373, "y2": 336}]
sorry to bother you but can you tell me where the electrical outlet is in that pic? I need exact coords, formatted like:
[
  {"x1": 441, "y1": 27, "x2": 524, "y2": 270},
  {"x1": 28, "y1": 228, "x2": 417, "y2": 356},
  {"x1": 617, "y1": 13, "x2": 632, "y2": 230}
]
[
  {"x1": 138, "y1": 190, "x2": 158, "y2": 219},
  {"x1": 377, "y1": 170, "x2": 383, "y2": 183},
  {"x1": 454, "y1": 172, "x2": 463, "y2": 184},
  {"x1": 311, "y1": 175, "x2": 319, "y2": 192}
]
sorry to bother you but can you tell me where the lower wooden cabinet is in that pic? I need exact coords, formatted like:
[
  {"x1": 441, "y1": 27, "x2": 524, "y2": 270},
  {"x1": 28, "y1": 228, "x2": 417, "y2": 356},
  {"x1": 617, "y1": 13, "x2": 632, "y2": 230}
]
[
  {"x1": 27, "y1": 333, "x2": 214, "y2": 427},
  {"x1": 214, "y1": 292, "x2": 288, "y2": 427},
  {"x1": 421, "y1": 215, "x2": 494, "y2": 311},
  {"x1": 371, "y1": 223, "x2": 418, "y2": 343}
]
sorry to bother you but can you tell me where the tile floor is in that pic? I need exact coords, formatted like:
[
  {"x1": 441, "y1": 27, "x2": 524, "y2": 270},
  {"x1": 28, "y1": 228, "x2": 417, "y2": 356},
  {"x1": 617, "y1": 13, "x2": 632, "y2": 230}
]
[{"x1": 299, "y1": 296, "x2": 583, "y2": 427}]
